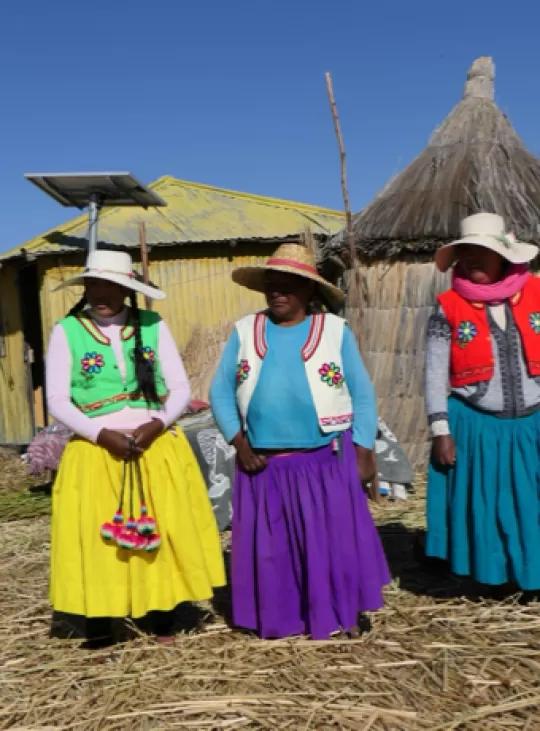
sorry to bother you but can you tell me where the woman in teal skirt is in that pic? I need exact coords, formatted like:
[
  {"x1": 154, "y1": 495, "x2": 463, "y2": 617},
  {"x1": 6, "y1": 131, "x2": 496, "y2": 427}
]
[{"x1": 425, "y1": 212, "x2": 540, "y2": 589}]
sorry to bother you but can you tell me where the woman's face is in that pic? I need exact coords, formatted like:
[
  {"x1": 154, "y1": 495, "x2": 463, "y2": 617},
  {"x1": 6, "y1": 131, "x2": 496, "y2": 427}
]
[
  {"x1": 264, "y1": 271, "x2": 314, "y2": 323},
  {"x1": 85, "y1": 278, "x2": 128, "y2": 318},
  {"x1": 455, "y1": 245, "x2": 505, "y2": 285}
]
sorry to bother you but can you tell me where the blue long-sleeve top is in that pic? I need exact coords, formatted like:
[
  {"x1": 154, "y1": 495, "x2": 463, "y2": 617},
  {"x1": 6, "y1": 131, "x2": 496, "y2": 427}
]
[{"x1": 210, "y1": 315, "x2": 377, "y2": 449}]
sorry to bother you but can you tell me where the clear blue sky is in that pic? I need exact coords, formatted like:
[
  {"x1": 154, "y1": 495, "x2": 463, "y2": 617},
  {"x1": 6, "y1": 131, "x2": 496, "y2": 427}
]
[{"x1": 1, "y1": 0, "x2": 539, "y2": 252}]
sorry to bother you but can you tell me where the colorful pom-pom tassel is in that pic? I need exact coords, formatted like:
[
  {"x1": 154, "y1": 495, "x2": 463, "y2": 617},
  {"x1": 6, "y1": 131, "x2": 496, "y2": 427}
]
[
  {"x1": 133, "y1": 534, "x2": 149, "y2": 550},
  {"x1": 116, "y1": 527, "x2": 138, "y2": 550},
  {"x1": 100, "y1": 464, "x2": 162, "y2": 553},
  {"x1": 137, "y1": 515, "x2": 157, "y2": 535},
  {"x1": 100, "y1": 521, "x2": 119, "y2": 541},
  {"x1": 145, "y1": 533, "x2": 161, "y2": 552},
  {"x1": 136, "y1": 503, "x2": 157, "y2": 536}
]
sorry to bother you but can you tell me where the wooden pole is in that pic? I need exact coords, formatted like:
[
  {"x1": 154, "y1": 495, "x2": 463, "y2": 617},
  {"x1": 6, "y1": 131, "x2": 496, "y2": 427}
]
[
  {"x1": 139, "y1": 221, "x2": 151, "y2": 310},
  {"x1": 325, "y1": 72, "x2": 363, "y2": 354}
]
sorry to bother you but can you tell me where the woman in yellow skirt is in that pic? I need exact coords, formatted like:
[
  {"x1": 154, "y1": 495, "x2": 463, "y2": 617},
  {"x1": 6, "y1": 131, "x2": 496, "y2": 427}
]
[{"x1": 46, "y1": 250, "x2": 226, "y2": 646}]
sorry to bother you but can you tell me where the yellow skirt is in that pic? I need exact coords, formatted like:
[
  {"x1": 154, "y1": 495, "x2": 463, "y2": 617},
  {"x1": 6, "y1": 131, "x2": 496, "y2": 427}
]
[{"x1": 50, "y1": 427, "x2": 226, "y2": 618}]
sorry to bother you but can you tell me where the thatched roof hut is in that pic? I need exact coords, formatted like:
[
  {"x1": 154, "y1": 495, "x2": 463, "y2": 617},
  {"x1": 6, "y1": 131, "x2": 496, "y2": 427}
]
[{"x1": 322, "y1": 57, "x2": 540, "y2": 468}]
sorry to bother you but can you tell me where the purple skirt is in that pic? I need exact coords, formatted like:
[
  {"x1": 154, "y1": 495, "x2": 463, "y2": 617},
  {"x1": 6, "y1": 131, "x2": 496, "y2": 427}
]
[{"x1": 231, "y1": 432, "x2": 391, "y2": 639}]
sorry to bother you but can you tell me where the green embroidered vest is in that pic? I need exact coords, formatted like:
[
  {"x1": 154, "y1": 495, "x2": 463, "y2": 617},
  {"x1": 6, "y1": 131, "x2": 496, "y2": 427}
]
[{"x1": 60, "y1": 310, "x2": 168, "y2": 418}]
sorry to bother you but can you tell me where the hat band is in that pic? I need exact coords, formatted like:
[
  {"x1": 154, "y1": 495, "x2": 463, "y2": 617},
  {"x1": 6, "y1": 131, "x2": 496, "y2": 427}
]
[
  {"x1": 84, "y1": 267, "x2": 134, "y2": 279},
  {"x1": 461, "y1": 232, "x2": 507, "y2": 240},
  {"x1": 266, "y1": 258, "x2": 318, "y2": 276},
  {"x1": 461, "y1": 232, "x2": 515, "y2": 249}
]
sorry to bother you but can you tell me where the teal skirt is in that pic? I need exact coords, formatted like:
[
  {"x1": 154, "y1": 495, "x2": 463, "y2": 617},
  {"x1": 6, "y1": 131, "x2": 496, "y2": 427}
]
[{"x1": 426, "y1": 397, "x2": 540, "y2": 589}]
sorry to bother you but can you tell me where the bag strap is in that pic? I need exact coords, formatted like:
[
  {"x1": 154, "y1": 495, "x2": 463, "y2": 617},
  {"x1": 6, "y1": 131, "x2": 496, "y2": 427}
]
[{"x1": 133, "y1": 456, "x2": 147, "y2": 510}]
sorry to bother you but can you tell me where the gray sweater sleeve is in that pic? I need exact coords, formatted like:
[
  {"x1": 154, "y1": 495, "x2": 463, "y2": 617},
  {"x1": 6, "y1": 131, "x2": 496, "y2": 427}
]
[{"x1": 424, "y1": 305, "x2": 451, "y2": 432}]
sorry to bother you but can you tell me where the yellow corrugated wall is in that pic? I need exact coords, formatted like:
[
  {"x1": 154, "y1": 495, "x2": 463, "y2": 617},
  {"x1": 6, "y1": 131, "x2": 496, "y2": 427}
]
[
  {"x1": 38, "y1": 257, "x2": 85, "y2": 345},
  {"x1": 147, "y1": 250, "x2": 268, "y2": 349},
  {"x1": 0, "y1": 265, "x2": 33, "y2": 442},
  {"x1": 38, "y1": 247, "x2": 269, "y2": 350}
]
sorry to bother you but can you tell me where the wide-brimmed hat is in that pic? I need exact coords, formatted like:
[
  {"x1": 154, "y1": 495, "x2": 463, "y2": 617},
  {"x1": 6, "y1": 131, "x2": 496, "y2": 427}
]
[
  {"x1": 53, "y1": 250, "x2": 166, "y2": 300},
  {"x1": 231, "y1": 244, "x2": 345, "y2": 304},
  {"x1": 435, "y1": 213, "x2": 538, "y2": 273}
]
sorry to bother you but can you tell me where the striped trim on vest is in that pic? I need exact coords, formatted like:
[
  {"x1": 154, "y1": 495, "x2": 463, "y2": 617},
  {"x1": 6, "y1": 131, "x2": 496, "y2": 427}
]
[
  {"x1": 75, "y1": 312, "x2": 136, "y2": 345},
  {"x1": 301, "y1": 313, "x2": 324, "y2": 361},
  {"x1": 253, "y1": 312, "x2": 325, "y2": 362},
  {"x1": 254, "y1": 313, "x2": 268, "y2": 358}
]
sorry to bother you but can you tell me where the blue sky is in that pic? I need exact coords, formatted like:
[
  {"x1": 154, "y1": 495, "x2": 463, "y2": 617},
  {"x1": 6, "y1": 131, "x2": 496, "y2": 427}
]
[{"x1": 1, "y1": 0, "x2": 539, "y2": 251}]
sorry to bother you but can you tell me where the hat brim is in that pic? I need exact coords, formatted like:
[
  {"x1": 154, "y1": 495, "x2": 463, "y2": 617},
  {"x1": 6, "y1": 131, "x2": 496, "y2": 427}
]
[
  {"x1": 52, "y1": 271, "x2": 166, "y2": 301},
  {"x1": 435, "y1": 235, "x2": 538, "y2": 273},
  {"x1": 232, "y1": 263, "x2": 345, "y2": 305}
]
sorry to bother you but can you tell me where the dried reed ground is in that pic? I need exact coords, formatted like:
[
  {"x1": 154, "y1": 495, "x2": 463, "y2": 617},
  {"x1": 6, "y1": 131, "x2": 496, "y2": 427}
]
[{"x1": 1, "y1": 462, "x2": 539, "y2": 731}]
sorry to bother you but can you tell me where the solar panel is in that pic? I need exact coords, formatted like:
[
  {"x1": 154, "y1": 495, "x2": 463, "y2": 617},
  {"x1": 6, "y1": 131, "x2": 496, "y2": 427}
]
[
  {"x1": 24, "y1": 172, "x2": 167, "y2": 209},
  {"x1": 24, "y1": 171, "x2": 167, "y2": 253}
]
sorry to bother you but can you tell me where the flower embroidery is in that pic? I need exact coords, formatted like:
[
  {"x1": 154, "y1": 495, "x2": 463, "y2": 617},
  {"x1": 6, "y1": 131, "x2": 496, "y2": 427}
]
[
  {"x1": 81, "y1": 352, "x2": 105, "y2": 374},
  {"x1": 456, "y1": 321, "x2": 477, "y2": 347},
  {"x1": 530, "y1": 313, "x2": 540, "y2": 334},
  {"x1": 319, "y1": 362, "x2": 345, "y2": 388},
  {"x1": 142, "y1": 345, "x2": 156, "y2": 362},
  {"x1": 236, "y1": 359, "x2": 250, "y2": 384}
]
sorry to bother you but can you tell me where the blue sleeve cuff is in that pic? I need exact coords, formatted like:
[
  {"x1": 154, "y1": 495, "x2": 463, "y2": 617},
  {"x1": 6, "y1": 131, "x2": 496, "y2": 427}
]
[
  {"x1": 221, "y1": 418, "x2": 242, "y2": 444},
  {"x1": 352, "y1": 425, "x2": 377, "y2": 449}
]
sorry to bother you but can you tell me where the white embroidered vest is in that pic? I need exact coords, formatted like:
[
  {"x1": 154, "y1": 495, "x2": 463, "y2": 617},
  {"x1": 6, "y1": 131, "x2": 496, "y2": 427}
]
[{"x1": 235, "y1": 312, "x2": 353, "y2": 434}]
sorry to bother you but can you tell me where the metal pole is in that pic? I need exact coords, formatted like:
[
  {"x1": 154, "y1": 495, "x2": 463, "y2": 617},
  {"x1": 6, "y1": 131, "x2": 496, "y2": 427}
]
[{"x1": 88, "y1": 193, "x2": 100, "y2": 253}]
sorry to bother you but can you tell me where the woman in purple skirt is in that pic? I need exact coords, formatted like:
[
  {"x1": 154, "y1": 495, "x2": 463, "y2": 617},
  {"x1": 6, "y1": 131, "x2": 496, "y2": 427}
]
[{"x1": 210, "y1": 243, "x2": 390, "y2": 639}]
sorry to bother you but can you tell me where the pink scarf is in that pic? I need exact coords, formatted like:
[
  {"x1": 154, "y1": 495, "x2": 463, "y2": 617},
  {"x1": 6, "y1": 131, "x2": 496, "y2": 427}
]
[{"x1": 452, "y1": 264, "x2": 530, "y2": 305}]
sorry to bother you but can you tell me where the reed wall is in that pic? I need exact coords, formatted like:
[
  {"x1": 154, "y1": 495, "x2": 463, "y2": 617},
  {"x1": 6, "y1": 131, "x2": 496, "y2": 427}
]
[{"x1": 346, "y1": 259, "x2": 450, "y2": 468}]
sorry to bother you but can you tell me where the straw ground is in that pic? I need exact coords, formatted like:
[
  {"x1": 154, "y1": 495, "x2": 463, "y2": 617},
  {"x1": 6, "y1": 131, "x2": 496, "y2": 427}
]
[{"x1": 1, "y1": 460, "x2": 539, "y2": 730}]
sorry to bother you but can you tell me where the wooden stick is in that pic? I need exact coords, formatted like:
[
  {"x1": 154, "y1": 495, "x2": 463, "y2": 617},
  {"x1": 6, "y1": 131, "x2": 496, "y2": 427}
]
[
  {"x1": 138, "y1": 221, "x2": 151, "y2": 310},
  {"x1": 325, "y1": 73, "x2": 355, "y2": 268},
  {"x1": 325, "y1": 72, "x2": 363, "y2": 354}
]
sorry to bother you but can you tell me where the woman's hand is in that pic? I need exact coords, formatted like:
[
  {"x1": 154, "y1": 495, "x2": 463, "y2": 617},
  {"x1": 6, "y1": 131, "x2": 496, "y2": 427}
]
[
  {"x1": 355, "y1": 445, "x2": 379, "y2": 501},
  {"x1": 355, "y1": 445, "x2": 377, "y2": 483},
  {"x1": 133, "y1": 419, "x2": 164, "y2": 452},
  {"x1": 232, "y1": 432, "x2": 267, "y2": 473},
  {"x1": 365, "y1": 474, "x2": 381, "y2": 504},
  {"x1": 97, "y1": 429, "x2": 140, "y2": 460},
  {"x1": 432, "y1": 435, "x2": 456, "y2": 467}
]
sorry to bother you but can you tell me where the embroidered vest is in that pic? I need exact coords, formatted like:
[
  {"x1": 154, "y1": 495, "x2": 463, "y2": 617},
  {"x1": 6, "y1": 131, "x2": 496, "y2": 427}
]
[
  {"x1": 60, "y1": 310, "x2": 168, "y2": 417},
  {"x1": 235, "y1": 312, "x2": 353, "y2": 434},
  {"x1": 438, "y1": 276, "x2": 540, "y2": 388}
]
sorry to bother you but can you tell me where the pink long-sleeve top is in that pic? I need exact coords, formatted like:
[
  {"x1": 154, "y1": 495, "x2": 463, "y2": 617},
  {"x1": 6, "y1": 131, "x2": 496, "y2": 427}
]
[{"x1": 46, "y1": 309, "x2": 191, "y2": 443}]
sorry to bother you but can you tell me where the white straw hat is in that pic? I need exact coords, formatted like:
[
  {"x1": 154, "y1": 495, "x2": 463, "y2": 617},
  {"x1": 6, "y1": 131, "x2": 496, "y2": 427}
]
[
  {"x1": 435, "y1": 213, "x2": 538, "y2": 273},
  {"x1": 53, "y1": 250, "x2": 166, "y2": 300},
  {"x1": 232, "y1": 243, "x2": 345, "y2": 304}
]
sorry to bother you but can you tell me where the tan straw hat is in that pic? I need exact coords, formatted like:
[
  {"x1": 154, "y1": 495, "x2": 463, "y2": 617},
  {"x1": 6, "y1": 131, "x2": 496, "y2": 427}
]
[{"x1": 232, "y1": 244, "x2": 345, "y2": 304}]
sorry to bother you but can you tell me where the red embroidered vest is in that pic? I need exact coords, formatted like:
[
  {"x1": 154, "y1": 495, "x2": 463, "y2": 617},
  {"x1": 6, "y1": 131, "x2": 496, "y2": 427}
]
[{"x1": 438, "y1": 276, "x2": 540, "y2": 388}]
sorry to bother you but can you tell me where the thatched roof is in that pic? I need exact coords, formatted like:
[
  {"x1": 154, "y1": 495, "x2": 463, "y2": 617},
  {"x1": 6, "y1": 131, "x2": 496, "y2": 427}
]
[{"x1": 325, "y1": 57, "x2": 540, "y2": 260}]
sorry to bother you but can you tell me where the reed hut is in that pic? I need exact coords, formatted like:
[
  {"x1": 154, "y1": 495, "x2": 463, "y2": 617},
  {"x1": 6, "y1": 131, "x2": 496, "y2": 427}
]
[{"x1": 322, "y1": 57, "x2": 540, "y2": 467}]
